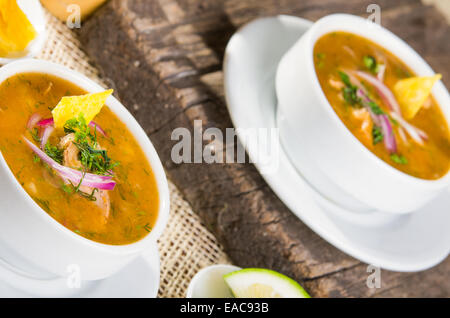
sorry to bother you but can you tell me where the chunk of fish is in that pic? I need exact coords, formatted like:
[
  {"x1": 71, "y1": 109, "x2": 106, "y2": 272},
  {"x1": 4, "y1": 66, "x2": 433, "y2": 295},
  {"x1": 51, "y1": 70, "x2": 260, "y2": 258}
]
[
  {"x1": 59, "y1": 134, "x2": 83, "y2": 169},
  {"x1": 60, "y1": 133, "x2": 110, "y2": 220},
  {"x1": 351, "y1": 108, "x2": 373, "y2": 144},
  {"x1": 78, "y1": 185, "x2": 111, "y2": 220}
]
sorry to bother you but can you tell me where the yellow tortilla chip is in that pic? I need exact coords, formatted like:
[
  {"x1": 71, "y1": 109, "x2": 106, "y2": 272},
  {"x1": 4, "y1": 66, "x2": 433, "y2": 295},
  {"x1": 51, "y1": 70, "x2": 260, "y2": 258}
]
[
  {"x1": 0, "y1": 0, "x2": 37, "y2": 57},
  {"x1": 394, "y1": 74, "x2": 441, "y2": 119},
  {"x1": 52, "y1": 89, "x2": 113, "y2": 128}
]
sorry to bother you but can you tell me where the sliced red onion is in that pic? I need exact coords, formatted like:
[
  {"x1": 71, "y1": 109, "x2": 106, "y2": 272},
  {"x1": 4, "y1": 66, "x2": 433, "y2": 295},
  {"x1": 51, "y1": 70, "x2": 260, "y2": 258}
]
[
  {"x1": 379, "y1": 114, "x2": 397, "y2": 153},
  {"x1": 89, "y1": 121, "x2": 108, "y2": 138},
  {"x1": 357, "y1": 89, "x2": 381, "y2": 126},
  {"x1": 357, "y1": 89, "x2": 396, "y2": 152},
  {"x1": 40, "y1": 126, "x2": 54, "y2": 150},
  {"x1": 36, "y1": 117, "x2": 54, "y2": 127},
  {"x1": 355, "y1": 71, "x2": 402, "y2": 115},
  {"x1": 344, "y1": 70, "x2": 365, "y2": 89},
  {"x1": 27, "y1": 113, "x2": 42, "y2": 130},
  {"x1": 390, "y1": 112, "x2": 427, "y2": 145},
  {"x1": 36, "y1": 117, "x2": 107, "y2": 137},
  {"x1": 23, "y1": 137, "x2": 116, "y2": 190}
]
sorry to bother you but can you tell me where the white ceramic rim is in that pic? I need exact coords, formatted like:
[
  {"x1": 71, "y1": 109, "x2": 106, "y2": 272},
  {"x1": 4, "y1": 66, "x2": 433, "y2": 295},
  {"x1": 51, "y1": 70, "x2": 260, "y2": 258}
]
[
  {"x1": 0, "y1": 59, "x2": 170, "y2": 256},
  {"x1": 303, "y1": 13, "x2": 450, "y2": 189},
  {"x1": 186, "y1": 264, "x2": 241, "y2": 298},
  {"x1": 0, "y1": 0, "x2": 47, "y2": 65}
]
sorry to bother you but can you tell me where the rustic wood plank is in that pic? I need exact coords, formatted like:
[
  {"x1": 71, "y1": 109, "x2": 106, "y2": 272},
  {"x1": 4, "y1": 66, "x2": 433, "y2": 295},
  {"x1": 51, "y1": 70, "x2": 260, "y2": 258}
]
[{"x1": 78, "y1": 0, "x2": 450, "y2": 297}]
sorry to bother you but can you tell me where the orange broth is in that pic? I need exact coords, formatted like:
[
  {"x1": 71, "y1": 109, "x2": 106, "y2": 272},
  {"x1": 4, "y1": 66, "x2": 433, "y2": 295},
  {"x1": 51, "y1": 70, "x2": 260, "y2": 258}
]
[
  {"x1": 314, "y1": 32, "x2": 450, "y2": 180},
  {"x1": 0, "y1": 73, "x2": 159, "y2": 245}
]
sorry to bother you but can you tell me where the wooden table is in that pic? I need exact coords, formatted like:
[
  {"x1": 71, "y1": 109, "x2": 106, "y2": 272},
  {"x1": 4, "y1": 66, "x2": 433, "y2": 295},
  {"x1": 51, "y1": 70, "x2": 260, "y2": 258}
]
[{"x1": 77, "y1": 0, "x2": 450, "y2": 297}]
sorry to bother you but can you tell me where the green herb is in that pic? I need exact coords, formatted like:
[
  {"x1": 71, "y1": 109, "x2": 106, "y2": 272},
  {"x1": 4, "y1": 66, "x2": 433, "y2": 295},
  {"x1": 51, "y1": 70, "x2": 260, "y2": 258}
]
[
  {"x1": 64, "y1": 114, "x2": 91, "y2": 143},
  {"x1": 111, "y1": 204, "x2": 117, "y2": 218},
  {"x1": 34, "y1": 198, "x2": 53, "y2": 214},
  {"x1": 316, "y1": 53, "x2": 326, "y2": 68},
  {"x1": 143, "y1": 223, "x2": 152, "y2": 232},
  {"x1": 363, "y1": 55, "x2": 379, "y2": 74},
  {"x1": 61, "y1": 184, "x2": 73, "y2": 194},
  {"x1": 390, "y1": 154, "x2": 408, "y2": 165},
  {"x1": 64, "y1": 114, "x2": 119, "y2": 176},
  {"x1": 66, "y1": 172, "x2": 98, "y2": 201},
  {"x1": 372, "y1": 126, "x2": 384, "y2": 145},
  {"x1": 339, "y1": 71, "x2": 352, "y2": 87},
  {"x1": 33, "y1": 155, "x2": 41, "y2": 163},
  {"x1": 69, "y1": 172, "x2": 85, "y2": 193},
  {"x1": 29, "y1": 128, "x2": 40, "y2": 143},
  {"x1": 367, "y1": 101, "x2": 385, "y2": 115},
  {"x1": 34, "y1": 101, "x2": 44, "y2": 109},
  {"x1": 395, "y1": 67, "x2": 411, "y2": 79},
  {"x1": 74, "y1": 141, "x2": 119, "y2": 175},
  {"x1": 339, "y1": 71, "x2": 360, "y2": 106},
  {"x1": 18, "y1": 75, "x2": 31, "y2": 86},
  {"x1": 117, "y1": 185, "x2": 126, "y2": 201},
  {"x1": 316, "y1": 53, "x2": 326, "y2": 59},
  {"x1": 388, "y1": 116, "x2": 399, "y2": 127},
  {"x1": 44, "y1": 143, "x2": 63, "y2": 164},
  {"x1": 78, "y1": 187, "x2": 98, "y2": 201}
]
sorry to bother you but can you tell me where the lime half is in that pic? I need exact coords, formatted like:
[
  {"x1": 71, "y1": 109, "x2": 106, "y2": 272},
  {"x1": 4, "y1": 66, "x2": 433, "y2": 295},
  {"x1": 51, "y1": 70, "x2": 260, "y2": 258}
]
[{"x1": 223, "y1": 268, "x2": 310, "y2": 298}]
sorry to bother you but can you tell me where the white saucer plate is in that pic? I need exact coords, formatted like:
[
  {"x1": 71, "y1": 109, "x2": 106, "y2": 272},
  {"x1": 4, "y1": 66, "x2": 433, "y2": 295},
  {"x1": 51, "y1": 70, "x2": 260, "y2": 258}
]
[
  {"x1": 0, "y1": 242, "x2": 160, "y2": 298},
  {"x1": 224, "y1": 15, "x2": 450, "y2": 272}
]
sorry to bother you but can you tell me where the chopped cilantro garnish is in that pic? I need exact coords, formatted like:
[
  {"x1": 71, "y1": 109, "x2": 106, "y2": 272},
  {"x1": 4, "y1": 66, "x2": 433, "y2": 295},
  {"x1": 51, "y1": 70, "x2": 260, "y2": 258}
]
[
  {"x1": 316, "y1": 53, "x2": 326, "y2": 59},
  {"x1": 316, "y1": 53, "x2": 326, "y2": 68},
  {"x1": 372, "y1": 126, "x2": 384, "y2": 145},
  {"x1": 143, "y1": 223, "x2": 152, "y2": 232},
  {"x1": 363, "y1": 55, "x2": 379, "y2": 74},
  {"x1": 389, "y1": 116, "x2": 399, "y2": 127},
  {"x1": 64, "y1": 114, "x2": 119, "y2": 176},
  {"x1": 339, "y1": 71, "x2": 352, "y2": 87},
  {"x1": 338, "y1": 71, "x2": 360, "y2": 106},
  {"x1": 44, "y1": 143, "x2": 63, "y2": 164},
  {"x1": 29, "y1": 128, "x2": 40, "y2": 143},
  {"x1": 64, "y1": 114, "x2": 91, "y2": 143},
  {"x1": 367, "y1": 101, "x2": 385, "y2": 115},
  {"x1": 390, "y1": 154, "x2": 408, "y2": 165},
  {"x1": 61, "y1": 184, "x2": 74, "y2": 194}
]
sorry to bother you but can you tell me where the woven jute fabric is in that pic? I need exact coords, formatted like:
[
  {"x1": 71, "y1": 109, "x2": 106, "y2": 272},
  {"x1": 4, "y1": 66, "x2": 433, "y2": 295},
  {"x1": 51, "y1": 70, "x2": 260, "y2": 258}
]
[{"x1": 37, "y1": 10, "x2": 231, "y2": 298}]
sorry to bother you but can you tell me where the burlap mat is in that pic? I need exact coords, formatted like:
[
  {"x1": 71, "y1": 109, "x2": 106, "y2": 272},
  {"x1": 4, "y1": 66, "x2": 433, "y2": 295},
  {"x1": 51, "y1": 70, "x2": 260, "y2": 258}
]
[{"x1": 37, "y1": 11, "x2": 231, "y2": 298}]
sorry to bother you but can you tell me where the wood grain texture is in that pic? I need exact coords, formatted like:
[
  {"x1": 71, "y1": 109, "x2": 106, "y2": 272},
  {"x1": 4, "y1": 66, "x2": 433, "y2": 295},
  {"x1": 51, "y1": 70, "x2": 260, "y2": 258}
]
[{"x1": 77, "y1": 0, "x2": 450, "y2": 297}]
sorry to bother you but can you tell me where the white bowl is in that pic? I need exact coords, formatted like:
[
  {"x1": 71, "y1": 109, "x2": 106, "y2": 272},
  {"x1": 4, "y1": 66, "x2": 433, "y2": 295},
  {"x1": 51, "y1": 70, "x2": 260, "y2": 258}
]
[
  {"x1": 276, "y1": 14, "x2": 450, "y2": 214},
  {"x1": 0, "y1": 0, "x2": 47, "y2": 65},
  {"x1": 186, "y1": 264, "x2": 241, "y2": 298},
  {"x1": 0, "y1": 59, "x2": 170, "y2": 281}
]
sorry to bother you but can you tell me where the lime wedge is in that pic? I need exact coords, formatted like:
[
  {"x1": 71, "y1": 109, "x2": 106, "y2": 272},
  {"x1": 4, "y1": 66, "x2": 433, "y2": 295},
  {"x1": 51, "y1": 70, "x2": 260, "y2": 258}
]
[
  {"x1": 223, "y1": 268, "x2": 310, "y2": 298},
  {"x1": 393, "y1": 74, "x2": 441, "y2": 119}
]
